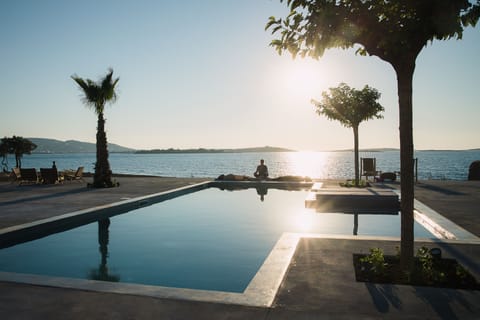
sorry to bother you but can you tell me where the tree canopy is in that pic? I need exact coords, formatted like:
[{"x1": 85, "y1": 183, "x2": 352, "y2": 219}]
[
  {"x1": 0, "y1": 136, "x2": 37, "y2": 169},
  {"x1": 72, "y1": 68, "x2": 119, "y2": 115},
  {"x1": 267, "y1": 0, "x2": 479, "y2": 65},
  {"x1": 312, "y1": 83, "x2": 384, "y2": 128}
]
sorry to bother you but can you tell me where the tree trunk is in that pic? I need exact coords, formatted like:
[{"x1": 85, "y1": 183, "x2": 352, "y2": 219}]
[
  {"x1": 394, "y1": 60, "x2": 416, "y2": 271},
  {"x1": 94, "y1": 112, "x2": 114, "y2": 187},
  {"x1": 353, "y1": 126, "x2": 360, "y2": 186},
  {"x1": 15, "y1": 154, "x2": 21, "y2": 168}
]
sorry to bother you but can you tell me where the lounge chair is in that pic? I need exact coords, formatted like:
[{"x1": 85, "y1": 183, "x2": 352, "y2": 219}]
[
  {"x1": 19, "y1": 168, "x2": 39, "y2": 185},
  {"x1": 40, "y1": 168, "x2": 61, "y2": 184},
  {"x1": 64, "y1": 166, "x2": 84, "y2": 182},
  {"x1": 361, "y1": 158, "x2": 380, "y2": 181},
  {"x1": 10, "y1": 167, "x2": 21, "y2": 184}
]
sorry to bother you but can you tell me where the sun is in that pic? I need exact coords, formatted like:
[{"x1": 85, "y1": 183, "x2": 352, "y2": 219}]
[{"x1": 279, "y1": 59, "x2": 330, "y2": 100}]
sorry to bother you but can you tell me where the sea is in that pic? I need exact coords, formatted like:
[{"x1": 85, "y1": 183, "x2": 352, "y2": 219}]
[{"x1": 6, "y1": 150, "x2": 480, "y2": 181}]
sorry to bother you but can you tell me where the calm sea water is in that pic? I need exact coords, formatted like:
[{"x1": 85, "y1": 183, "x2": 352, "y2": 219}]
[{"x1": 11, "y1": 150, "x2": 480, "y2": 180}]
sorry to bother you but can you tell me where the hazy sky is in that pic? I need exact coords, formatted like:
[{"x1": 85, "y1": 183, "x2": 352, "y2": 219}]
[{"x1": 1, "y1": 1, "x2": 479, "y2": 151}]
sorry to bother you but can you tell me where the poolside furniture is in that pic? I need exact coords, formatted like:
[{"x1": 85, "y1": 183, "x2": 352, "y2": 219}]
[
  {"x1": 64, "y1": 166, "x2": 85, "y2": 182},
  {"x1": 380, "y1": 172, "x2": 397, "y2": 182},
  {"x1": 40, "y1": 168, "x2": 61, "y2": 184},
  {"x1": 360, "y1": 158, "x2": 380, "y2": 181},
  {"x1": 392, "y1": 158, "x2": 419, "y2": 183},
  {"x1": 19, "y1": 168, "x2": 39, "y2": 185},
  {"x1": 10, "y1": 168, "x2": 21, "y2": 184}
]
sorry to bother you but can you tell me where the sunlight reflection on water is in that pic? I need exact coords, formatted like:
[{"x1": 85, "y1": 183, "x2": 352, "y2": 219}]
[{"x1": 285, "y1": 151, "x2": 327, "y2": 177}]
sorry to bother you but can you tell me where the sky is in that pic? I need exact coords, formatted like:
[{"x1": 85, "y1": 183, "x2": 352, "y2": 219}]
[{"x1": 1, "y1": 0, "x2": 479, "y2": 151}]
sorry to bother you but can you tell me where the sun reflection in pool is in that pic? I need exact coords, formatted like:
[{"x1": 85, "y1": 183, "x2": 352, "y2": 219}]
[{"x1": 289, "y1": 210, "x2": 318, "y2": 233}]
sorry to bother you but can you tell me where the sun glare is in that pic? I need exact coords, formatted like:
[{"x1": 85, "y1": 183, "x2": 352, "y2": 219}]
[
  {"x1": 287, "y1": 151, "x2": 327, "y2": 178},
  {"x1": 290, "y1": 211, "x2": 317, "y2": 232},
  {"x1": 279, "y1": 59, "x2": 329, "y2": 100}
]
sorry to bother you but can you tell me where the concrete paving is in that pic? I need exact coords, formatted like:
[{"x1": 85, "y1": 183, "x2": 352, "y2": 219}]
[
  {"x1": 0, "y1": 177, "x2": 479, "y2": 319},
  {"x1": 414, "y1": 180, "x2": 480, "y2": 237}
]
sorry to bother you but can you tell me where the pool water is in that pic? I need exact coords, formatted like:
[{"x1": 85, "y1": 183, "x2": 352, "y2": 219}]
[{"x1": 0, "y1": 187, "x2": 433, "y2": 292}]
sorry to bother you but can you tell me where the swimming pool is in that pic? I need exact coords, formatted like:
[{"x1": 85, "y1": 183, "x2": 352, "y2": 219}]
[{"x1": 0, "y1": 185, "x2": 433, "y2": 293}]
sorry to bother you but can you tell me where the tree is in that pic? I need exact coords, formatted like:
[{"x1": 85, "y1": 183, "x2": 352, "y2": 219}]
[
  {"x1": 0, "y1": 136, "x2": 37, "y2": 169},
  {"x1": 266, "y1": 0, "x2": 480, "y2": 269},
  {"x1": 72, "y1": 69, "x2": 119, "y2": 188},
  {"x1": 311, "y1": 83, "x2": 384, "y2": 186},
  {"x1": 0, "y1": 137, "x2": 9, "y2": 172}
]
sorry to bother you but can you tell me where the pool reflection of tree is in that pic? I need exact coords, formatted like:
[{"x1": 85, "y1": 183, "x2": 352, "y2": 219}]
[
  {"x1": 88, "y1": 218, "x2": 120, "y2": 282},
  {"x1": 331, "y1": 211, "x2": 398, "y2": 236},
  {"x1": 351, "y1": 212, "x2": 400, "y2": 236}
]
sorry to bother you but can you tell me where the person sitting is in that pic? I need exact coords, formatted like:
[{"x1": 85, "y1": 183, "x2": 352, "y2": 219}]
[{"x1": 254, "y1": 159, "x2": 269, "y2": 180}]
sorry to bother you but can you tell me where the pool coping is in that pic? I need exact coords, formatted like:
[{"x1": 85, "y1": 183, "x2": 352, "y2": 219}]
[
  {"x1": 0, "y1": 231, "x2": 300, "y2": 307},
  {"x1": 391, "y1": 189, "x2": 479, "y2": 241},
  {"x1": 1, "y1": 181, "x2": 479, "y2": 308}
]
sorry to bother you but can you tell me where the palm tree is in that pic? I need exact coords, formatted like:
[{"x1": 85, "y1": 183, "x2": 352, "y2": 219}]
[
  {"x1": 0, "y1": 137, "x2": 10, "y2": 172},
  {"x1": 311, "y1": 83, "x2": 384, "y2": 186},
  {"x1": 72, "y1": 69, "x2": 119, "y2": 188}
]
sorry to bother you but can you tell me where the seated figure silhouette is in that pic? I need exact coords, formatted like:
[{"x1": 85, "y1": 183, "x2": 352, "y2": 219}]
[{"x1": 254, "y1": 159, "x2": 269, "y2": 180}]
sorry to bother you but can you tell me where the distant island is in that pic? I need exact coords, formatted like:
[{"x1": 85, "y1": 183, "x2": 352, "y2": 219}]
[
  {"x1": 135, "y1": 146, "x2": 294, "y2": 154},
  {"x1": 29, "y1": 138, "x2": 135, "y2": 154},
  {"x1": 28, "y1": 139, "x2": 293, "y2": 154},
  {"x1": 26, "y1": 138, "x2": 479, "y2": 154}
]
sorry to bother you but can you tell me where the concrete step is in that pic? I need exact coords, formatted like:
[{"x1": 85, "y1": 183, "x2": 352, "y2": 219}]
[{"x1": 305, "y1": 187, "x2": 400, "y2": 214}]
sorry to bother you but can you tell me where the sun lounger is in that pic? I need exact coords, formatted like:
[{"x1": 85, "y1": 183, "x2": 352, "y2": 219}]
[
  {"x1": 10, "y1": 167, "x2": 21, "y2": 184},
  {"x1": 19, "y1": 168, "x2": 39, "y2": 185},
  {"x1": 64, "y1": 166, "x2": 84, "y2": 182},
  {"x1": 361, "y1": 158, "x2": 380, "y2": 181},
  {"x1": 40, "y1": 168, "x2": 61, "y2": 184}
]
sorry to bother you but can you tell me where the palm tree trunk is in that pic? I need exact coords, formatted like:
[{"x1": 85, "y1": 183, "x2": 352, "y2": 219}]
[
  {"x1": 94, "y1": 112, "x2": 113, "y2": 187},
  {"x1": 394, "y1": 60, "x2": 416, "y2": 271},
  {"x1": 353, "y1": 126, "x2": 360, "y2": 186}
]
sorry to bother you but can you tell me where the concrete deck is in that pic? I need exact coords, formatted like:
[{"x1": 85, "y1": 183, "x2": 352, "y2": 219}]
[{"x1": 1, "y1": 176, "x2": 479, "y2": 319}]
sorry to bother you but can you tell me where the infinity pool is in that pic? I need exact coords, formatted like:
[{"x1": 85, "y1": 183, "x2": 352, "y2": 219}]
[{"x1": 0, "y1": 187, "x2": 433, "y2": 293}]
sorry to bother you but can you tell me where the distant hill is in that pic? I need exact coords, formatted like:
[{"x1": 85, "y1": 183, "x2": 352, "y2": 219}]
[
  {"x1": 28, "y1": 138, "x2": 135, "y2": 153},
  {"x1": 333, "y1": 148, "x2": 400, "y2": 152},
  {"x1": 135, "y1": 146, "x2": 294, "y2": 154}
]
